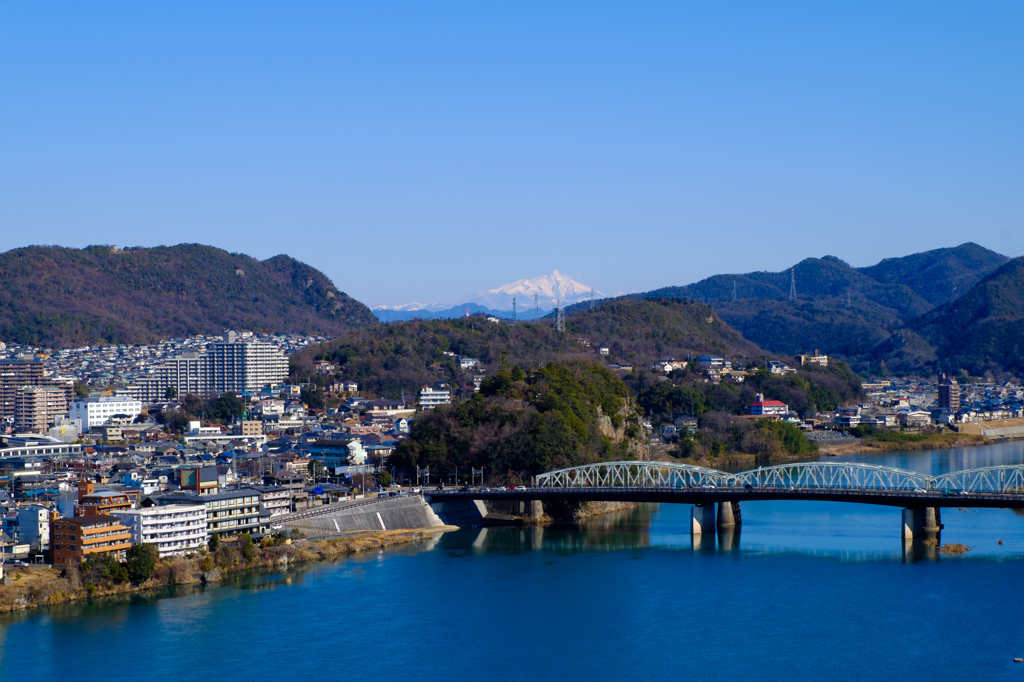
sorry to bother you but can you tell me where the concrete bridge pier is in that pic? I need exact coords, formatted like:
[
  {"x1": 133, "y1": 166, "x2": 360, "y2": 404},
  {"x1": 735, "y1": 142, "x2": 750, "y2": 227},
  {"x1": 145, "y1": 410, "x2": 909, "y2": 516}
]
[
  {"x1": 717, "y1": 501, "x2": 741, "y2": 528},
  {"x1": 901, "y1": 507, "x2": 943, "y2": 539},
  {"x1": 691, "y1": 503, "x2": 716, "y2": 535}
]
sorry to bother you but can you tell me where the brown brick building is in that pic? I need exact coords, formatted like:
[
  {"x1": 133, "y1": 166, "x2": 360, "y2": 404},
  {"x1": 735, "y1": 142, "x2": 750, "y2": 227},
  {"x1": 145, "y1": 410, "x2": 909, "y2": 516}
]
[{"x1": 51, "y1": 515, "x2": 132, "y2": 567}]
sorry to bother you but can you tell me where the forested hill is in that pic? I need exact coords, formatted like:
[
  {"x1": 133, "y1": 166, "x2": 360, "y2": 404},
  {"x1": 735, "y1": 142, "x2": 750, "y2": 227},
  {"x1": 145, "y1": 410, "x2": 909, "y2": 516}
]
[
  {"x1": 291, "y1": 297, "x2": 766, "y2": 399},
  {"x1": 637, "y1": 243, "x2": 1007, "y2": 359},
  {"x1": 870, "y1": 257, "x2": 1024, "y2": 376},
  {"x1": 0, "y1": 244, "x2": 377, "y2": 346}
]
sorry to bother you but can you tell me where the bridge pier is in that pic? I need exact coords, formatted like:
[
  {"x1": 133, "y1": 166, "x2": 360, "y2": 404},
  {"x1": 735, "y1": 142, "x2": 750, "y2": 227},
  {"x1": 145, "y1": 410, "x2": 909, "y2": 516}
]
[
  {"x1": 717, "y1": 501, "x2": 741, "y2": 528},
  {"x1": 901, "y1": 507, "x2": 942, "y2": 538},
  {"x1": 691, "y1": 503, "x2": 716, "y2": 535}
]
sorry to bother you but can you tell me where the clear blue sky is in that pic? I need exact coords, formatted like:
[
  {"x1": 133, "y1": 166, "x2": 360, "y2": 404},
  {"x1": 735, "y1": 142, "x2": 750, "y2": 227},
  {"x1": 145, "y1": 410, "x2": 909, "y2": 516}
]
[{"x1": 2, "y1": 2, "x2": 1022, "y2": 307}]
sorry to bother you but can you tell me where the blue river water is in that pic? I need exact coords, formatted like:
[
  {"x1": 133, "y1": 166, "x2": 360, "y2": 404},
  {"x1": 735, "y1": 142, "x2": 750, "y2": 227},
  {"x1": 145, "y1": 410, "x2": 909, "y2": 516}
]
[{"x1": 3, "y1": 443, "x2": 1024, "y2": 682}]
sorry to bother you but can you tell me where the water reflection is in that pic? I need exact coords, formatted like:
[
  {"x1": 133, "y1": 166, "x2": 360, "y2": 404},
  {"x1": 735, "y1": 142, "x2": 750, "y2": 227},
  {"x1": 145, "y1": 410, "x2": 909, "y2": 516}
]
[{"x1": 901, "y1": 534, "x2": 941, "y2": 563}]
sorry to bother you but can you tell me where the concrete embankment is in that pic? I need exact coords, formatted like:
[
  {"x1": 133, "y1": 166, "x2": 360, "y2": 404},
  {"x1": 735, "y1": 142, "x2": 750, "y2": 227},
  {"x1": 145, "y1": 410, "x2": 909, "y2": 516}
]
[
  {"x1": 283, "y1": 495, "x2": 638, "y2": 534},
  {"x1": 285, "y1": 495, "x2": 446, "y2": 536}
]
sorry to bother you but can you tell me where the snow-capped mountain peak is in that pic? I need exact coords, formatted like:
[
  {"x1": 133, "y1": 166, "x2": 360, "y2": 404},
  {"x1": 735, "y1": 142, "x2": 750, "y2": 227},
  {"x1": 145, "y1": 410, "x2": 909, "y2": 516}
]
[
  {"x1": 474, "y1": 271, "x2": 600, "y2": 310},
  {"x1": 372, "y1": 271, "x2": 603, "y2": 314}
]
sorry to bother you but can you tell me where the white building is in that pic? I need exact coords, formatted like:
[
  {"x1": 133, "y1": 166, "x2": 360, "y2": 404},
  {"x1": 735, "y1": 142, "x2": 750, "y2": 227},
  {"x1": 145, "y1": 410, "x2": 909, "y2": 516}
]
[
  {"x1": 419, "y1": 387, "x2": 451, "y2": 410},
  {"x1": 69, "y1": 394, "x2": 143, "y2": 431},
  {"x1": 208, "y1": 334, "x2": 289, "y2": 394},
  {"x1": 459, "y1": 358, "x2": 481, "y2": 370},
  {"x1": 113, "y1": 504, "x2": 208, "y2": 557},
  {"x1": 16, "y1": 506, "x2": 50, "y2": 552}
]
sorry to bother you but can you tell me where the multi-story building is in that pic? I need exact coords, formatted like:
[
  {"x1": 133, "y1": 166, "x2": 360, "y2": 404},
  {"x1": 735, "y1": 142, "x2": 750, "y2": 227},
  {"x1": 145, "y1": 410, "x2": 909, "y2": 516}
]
[
  {"x1": 208, "y1": 334, "x2": 289, "y2": 394},
  {"x1": 68, "y1": 394, "x2": 142, "y2": 431},
  {"x1": 150, "y1": 488, "x2": 270, "y2": 538},
  {"x1": 419, "y1": 387, "x2": 451, "y2": 410},
  {"x1": 51, "y1": 515, "x2": 132, "y2": 567},
  {"x1": 14, "y1": 385, "x2": 68, "y2": 433},
  {"x1": 16, "y1": 506, "x2": 51, "y2": 552},
  {"x1": 131, "y1": 333, "x2": 288, "y2": 403},
  {"x1": 78, "y1": 481, "x2": 134, "y2": 516},
  {"x1": 255, "y1": 486, "x2": 291, "y2": 517},
  {"x1": 938, "y1": 374, "x2": 961, "y2": 413},
  {"x1": 113, "y1": 504, "x2": 207, "y2": 557},
  {"x1": 133, "y1": 352, "x2": 209, "y2": 403},
  {"x1": 308, "y1": 438, "x2": 366, "y2": 467},
  {"x1": 0, "y1": 359, "x2": 45, "y2": 420},
  {"x1": 750, "y1": 394, "x2": 789, "y2": 417}
]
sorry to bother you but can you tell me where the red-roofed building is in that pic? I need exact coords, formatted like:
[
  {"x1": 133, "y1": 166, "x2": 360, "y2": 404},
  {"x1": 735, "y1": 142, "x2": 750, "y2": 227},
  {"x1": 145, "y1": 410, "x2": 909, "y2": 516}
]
[{"x1": 751, "y1": 393, "x2": 788, "y2": 416}]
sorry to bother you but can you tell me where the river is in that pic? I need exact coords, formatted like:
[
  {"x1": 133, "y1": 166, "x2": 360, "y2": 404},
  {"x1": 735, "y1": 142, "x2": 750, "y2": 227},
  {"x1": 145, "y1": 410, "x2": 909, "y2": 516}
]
[{"x1": 3, "y1": 442, "x2": 1024, "y2": 681}]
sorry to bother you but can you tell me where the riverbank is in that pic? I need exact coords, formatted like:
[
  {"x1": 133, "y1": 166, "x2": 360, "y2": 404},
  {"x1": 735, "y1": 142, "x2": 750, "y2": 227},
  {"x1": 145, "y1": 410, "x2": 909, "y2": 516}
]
[
  {"x1": 817, "y1": 432, "x2": 989, "y2": 457},
  {"x1": 0, "y1": 527, "x2": 455, "y2": 614}
]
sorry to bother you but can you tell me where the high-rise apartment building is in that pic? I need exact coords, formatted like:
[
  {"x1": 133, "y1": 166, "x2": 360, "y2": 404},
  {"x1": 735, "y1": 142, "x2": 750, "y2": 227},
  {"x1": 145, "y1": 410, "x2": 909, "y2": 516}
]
[
  {"x1": 938, "y1": 374, "x2": 961, "y2": 413},
  {"x1": 132, "y1": 333, "x2": 288, "y2": 403},
  {"x1": 0, "y1": 359, "x2": 45, "y2": 419},
  {"x1": 14, "y1": 385, "x2": 69, "y2": 433},
  {"x1": 208, "y1": 337, "x2": 289, "y2": 394}
]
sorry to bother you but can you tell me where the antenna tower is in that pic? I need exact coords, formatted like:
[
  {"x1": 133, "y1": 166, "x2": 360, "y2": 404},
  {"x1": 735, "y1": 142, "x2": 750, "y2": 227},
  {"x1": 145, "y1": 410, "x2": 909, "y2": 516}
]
[
  {"x1": 534, "y1": 294, "x2": 540, "y2": 321},
  {"x1": 512, "y1": 297, "x2": 517, "y2": 323},
  {"x1": 847, "y1": 290, "x2": 851, "y2": 306},
  {"x1": 590, "y1": 289, "x2": 594, "y2": 309},
  {"x1": 556, "y1": 299, "x2": 565, "y2": 332},
  {"x1": 789, "y1": 269, "x2": 796, "y2": 302},
  {"x1": 732, "y1": 280, "x2": 738, "y2": 301}
]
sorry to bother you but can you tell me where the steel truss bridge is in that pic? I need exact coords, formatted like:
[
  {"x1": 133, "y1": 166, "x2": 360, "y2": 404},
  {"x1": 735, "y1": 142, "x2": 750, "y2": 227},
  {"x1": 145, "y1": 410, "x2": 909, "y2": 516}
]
[{"x1": 427, "y1": 461, "x2": 1024, "y2": 509}]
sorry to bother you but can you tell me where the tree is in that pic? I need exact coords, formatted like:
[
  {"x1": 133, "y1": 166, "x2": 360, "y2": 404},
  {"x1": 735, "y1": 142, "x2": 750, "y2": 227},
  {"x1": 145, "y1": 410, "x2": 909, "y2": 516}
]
[
  {"x1": 208, "y1": 533, "x2": 220, "y2": 551},
  {"x1": 125, "y1": 543, "x2": 157, "y2": 585},
  {"x1": 376, "y1": 470, "x2": 393, "y2": 487},
  {"x1": 301, "y1": 385, "x2": 325, "y2": 410},
  {"x1": 238, "y1": 533, "x2": 255, "y2": 561},
  {"x1": 164, "y1": 386, "x2": 178, "y2": 400},
  {"x1": 74, "y1": 381, "x2": 90, "y2": 399}
]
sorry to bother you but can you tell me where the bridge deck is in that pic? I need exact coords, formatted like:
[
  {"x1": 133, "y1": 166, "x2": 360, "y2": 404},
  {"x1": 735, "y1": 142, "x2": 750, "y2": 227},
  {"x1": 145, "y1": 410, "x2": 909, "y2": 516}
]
[{"x1": 426, "y1": 487, "x2": 1024, "y2": 508}]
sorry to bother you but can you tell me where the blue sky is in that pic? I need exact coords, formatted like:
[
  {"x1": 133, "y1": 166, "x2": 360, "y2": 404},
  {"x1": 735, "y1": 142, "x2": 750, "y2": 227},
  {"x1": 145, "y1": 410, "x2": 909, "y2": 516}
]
[{"x1": 2, "y1": 2, "x2": 1022, "y2": 307}]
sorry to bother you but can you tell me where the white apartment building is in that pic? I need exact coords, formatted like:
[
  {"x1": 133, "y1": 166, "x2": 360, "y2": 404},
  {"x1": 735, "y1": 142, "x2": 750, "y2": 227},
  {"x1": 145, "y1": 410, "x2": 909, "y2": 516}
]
[
  {"x1": 208, "y1": 334, "x2": 288, "y2": 394},
  {"x1": 133, "y1": 333, "x2": 289, "y2": 403},
  {"x1": 419, "y1": 387, "x2": 451, "y2": 410},
  {"x1": 113, "y1": 504, "x2": 208, "y2": 557},
  {"x1": 69, "y1": 394, "x2": 143, "y2": 431},
  {"x1": 133, "y1": 352, "x2": 209, "y2": 403}
]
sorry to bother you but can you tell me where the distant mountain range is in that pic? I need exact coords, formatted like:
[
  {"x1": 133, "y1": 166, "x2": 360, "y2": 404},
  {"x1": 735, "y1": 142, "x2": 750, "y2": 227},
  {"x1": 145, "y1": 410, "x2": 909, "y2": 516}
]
[
  {"x1": 634, "y1": 242, "x2": 1017, "y2": 376},
  {"x1": 3, "y1": 241, "x2": 1021, "y2": 378},
  {"x1": 373, "y1": 270, "x2": 602, "y2": 321},
  {"x1": 0, "y1": 244, "x2": 376, "y2": 347},
  {"x1": 870, "y1": 256, "x2": 1024, "y2": 376}
]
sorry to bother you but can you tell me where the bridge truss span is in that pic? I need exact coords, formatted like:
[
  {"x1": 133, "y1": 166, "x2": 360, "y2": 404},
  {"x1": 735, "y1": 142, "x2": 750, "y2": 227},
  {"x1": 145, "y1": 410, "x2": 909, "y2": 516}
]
[
  {"x1": 535, "y1": 461, "x2": 731, "y2": 489},
  {"x1": 932, "y1": 465, "x2": 1024, "y2": 494},
  {"x1": 730, "y1": 462, "x2": 934, "y2": 492}
]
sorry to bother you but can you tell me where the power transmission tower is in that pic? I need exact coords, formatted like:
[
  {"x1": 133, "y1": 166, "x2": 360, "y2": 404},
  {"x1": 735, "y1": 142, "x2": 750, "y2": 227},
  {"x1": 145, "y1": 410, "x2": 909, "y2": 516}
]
[
  {"x1": 534, "y1": 294, "x2": 540, "y2": 321},
  {"x1": 590, "y1": 289, "x2": 594, "y2": 309},
  {"x1": 789, "y1": 269, "x2": 796, "y2": 302},
  {"x1": 556, "y1": 299, "x2": 565, "y2": 332},
  {"x1": 512, "y1": 297, "x2": 517, "y2": 323},
  {"x1": 733, "y1": 280, "x2": 738, "y2": 301}
]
